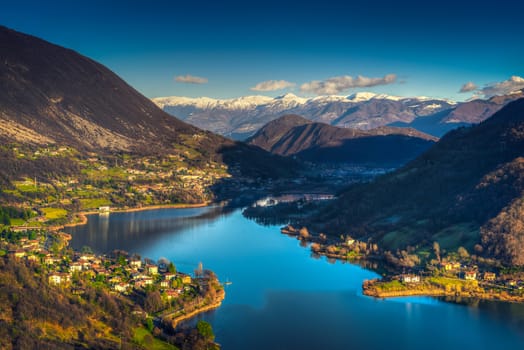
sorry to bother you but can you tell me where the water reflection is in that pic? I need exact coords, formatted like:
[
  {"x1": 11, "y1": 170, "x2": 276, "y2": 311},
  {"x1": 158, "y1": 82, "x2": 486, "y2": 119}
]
[{"x1": 67, "y1": 206, "x2": 232, "y2": 254}]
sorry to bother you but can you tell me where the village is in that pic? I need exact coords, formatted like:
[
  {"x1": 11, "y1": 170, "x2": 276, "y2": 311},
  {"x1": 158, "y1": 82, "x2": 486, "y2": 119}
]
[
  {"x1": 364, "y1": 257, "x2": 524, "y2": 301},
  {"x1": 0, "y1": 225, "x2": 225, "y2": 328},
  {"x1": 4, "y1": 144, "x2": 231, "y2": 218}
]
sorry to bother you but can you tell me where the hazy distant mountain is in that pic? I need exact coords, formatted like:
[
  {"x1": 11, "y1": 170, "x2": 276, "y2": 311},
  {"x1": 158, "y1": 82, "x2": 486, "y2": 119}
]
[
  {"x1": 246, "y1": 115, "x2": 437, "y2": 166},
  {"x1": 314, "y1": 98, "x2": 524, "y2": 266},
  {"x1": 153, "y1": 92, "x2": 455, "y2": 139},
  {"x1": 390, "y1": 91, "x2": 524, "y2": 136}
]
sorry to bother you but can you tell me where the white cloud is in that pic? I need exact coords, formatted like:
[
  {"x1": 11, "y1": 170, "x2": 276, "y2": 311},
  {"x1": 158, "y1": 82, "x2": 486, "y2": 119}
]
[
  {"x1": 477, "y1": 76, "x2": 524, "y2": 98},
  {"x1": 459, "y1": 81, "x2": 477, "y2": 93},
  {"x1": 250, "y1": 80, "x2": 296, "y2": 91},
  {"x1": 300, "y1": 74, "x2": 396, "y2": 95},
  {"x1": 175, "y1": 74, "x2": 208, "y2": 84}
]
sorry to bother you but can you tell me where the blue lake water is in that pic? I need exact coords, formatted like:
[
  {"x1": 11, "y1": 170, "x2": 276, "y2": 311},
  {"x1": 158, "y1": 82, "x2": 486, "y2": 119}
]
[{"x1": 65, "y1": 207, "x2": 524, "y2": 349}]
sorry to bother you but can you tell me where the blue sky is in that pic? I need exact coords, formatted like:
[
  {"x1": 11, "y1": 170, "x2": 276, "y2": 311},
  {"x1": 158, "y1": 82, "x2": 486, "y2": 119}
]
[{"x1": 1, "y1": 0, "x2": 523, "y2": 100}]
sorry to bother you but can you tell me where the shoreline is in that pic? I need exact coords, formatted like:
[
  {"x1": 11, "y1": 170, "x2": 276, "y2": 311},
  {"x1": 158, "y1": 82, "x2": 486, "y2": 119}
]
[
  {"x1": 112, "y1": 202, "x2": 211, "y2": 214},
  {"x1": 60, "y1": 202, "x2": 211, "y2": 229},
  {"x1": 278, "y1": 227, "x2": 524, "y2": 305},
  {"x1": 363, "y1": 289, "x2": 524, "y2": 304},
  {"x1": 362, "y1": 280, "x2": 524, "y2": 304},
  {"x1": 166, "y1": 294, "x2": 225, "y2": 329}
]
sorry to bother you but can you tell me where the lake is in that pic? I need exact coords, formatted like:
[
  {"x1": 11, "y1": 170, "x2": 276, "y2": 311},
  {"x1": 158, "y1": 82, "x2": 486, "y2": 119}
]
[{"x1": 65, "y1": 207, "x2": 524, "y2": 349}]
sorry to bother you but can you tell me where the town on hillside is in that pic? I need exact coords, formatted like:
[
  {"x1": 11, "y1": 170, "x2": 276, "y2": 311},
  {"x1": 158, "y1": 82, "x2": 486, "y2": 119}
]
[{"x1": 0, "y1": 225, "x2": 225, "y2": 331}]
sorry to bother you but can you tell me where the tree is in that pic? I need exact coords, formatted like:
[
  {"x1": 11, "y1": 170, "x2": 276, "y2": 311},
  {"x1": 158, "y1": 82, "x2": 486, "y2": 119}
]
[
  {"x1": 457, "y1": 246, "x2": 469, "y2": 260},
  {"x1": 144, "y1": 291, "x2": 163, "y2": 313},
  {"x1": 146, "y1": 318, "x2": 154, "y2": 332},
  {"x1": 474, "y1": 244, "x2": 483, "y2": 254},
  {"x1": 433, "y1": 241, "x2": 441, "y2": 262},
  {"x1": 81, "y1": 245, "x2": 93, "y2": 254},
  {"x1": 299, "y1": 227, "x2": 310, "y2": 240},
  {"x1": 118, "y1": 254, "x2": 127, "y2": 266},
  {"x1": 196, "y1": 320, "x2": 214, "y2": 341},
  {"x1": 168, "y1": 262, "x2": 176, "y2": 274}
]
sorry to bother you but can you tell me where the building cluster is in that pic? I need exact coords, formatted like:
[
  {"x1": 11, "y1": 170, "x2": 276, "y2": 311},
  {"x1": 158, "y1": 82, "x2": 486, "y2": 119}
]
[
  {"x1": 2, "y1": 230, "x2": 195, "y2": 300},
  {"x1": 398, "y1": 260, "x2": 523, "y2": 290}
]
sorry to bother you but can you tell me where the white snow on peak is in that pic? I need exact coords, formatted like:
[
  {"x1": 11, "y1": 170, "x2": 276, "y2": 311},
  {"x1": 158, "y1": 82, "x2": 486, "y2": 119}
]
[
  {"x1": 309, "y1": 95, "x2": 350, "y2": 103},
  {"x1": 274, "y1": 93, "x2": 308, "y2": 104},
  {"x1": 347, "y1": 92, "x2": 377, "y2": 102},
  {"x1": 152, "y1": 93, "x2": 456, "y2": 110},
  {"x1": 423, "y1": 103, "x2": 443, "y2": 110},
  {"x1": 374, "y1": 93, "x2": 402, "y2": 101},
  {"x1": 346, "y1": 92, "x2": 403, "y2": 102},
  {"x1": 152, "y1": 95, "x2": 274, "y2": 110}
]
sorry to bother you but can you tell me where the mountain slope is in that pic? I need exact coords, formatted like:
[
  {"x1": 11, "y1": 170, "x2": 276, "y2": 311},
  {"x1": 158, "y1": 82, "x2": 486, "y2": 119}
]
[
  {"x1": 247, "y1": 115, "x2": 437, "y2": 166},
  {"x1": 0, "y1": 26, "x2": 298, "y2": 209},
  {"x1": 0, "y1": 26, "x2": 201, "y2": 152},
  {"x1": 154, "y1": 93, "x2": 454, "y2": 139},
  {"x1": 314, "y1": 98, "x2": 524, "y2": 265}
]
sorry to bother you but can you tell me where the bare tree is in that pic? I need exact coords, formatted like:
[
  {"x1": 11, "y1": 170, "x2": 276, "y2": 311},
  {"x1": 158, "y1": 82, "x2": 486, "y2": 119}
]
[{"x1": 433, "y1": 241, "x2": 441, "y2": 262}]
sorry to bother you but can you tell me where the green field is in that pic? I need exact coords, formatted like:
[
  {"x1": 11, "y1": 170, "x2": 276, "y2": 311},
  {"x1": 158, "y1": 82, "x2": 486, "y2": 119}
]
[
  {"x1": 377, "y1": 280, "x2": 408, "y2": 292},
  {"x1": 431, "y1": 223, "x2": 479, "y2": 251},
  {"x1": 428, "y1": 276, "x2": 478, "y2": 290},
  {"x1": 79, "y1": 198, "x2": 112, "y2": 210},
  {"x1": 40, "y1": 207, "x2": 68, "y2": 220},
  {"x1": 133, "y1": 327, "x2": 178, "y2": 350},
  {"x1": 9, "y1": 218, "x2": 26, "y2": 226}
]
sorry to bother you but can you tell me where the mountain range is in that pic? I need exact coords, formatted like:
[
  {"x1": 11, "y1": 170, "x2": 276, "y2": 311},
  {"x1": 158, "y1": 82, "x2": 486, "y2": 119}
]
[
  {"x1": 246, "y1": 115, "x2": 437, "y2": 166},
  {"x1": 313, "y1": 98, "x2": 524, "y2": 266},
  {"x1": 154, "y1": 91, "x2": 524, "y2": 140},
  {"x1": 153, "y1": 92, "x2": 454, "y2": 139}
]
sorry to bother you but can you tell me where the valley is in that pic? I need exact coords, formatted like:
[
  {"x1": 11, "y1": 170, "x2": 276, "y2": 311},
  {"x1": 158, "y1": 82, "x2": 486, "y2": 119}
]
[{"x1": 1, "y1": 14, "x2": 524, "y2": 350}]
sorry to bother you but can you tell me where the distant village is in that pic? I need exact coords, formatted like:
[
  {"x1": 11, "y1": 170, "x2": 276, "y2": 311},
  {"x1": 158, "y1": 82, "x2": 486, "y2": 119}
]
[
  {"x1": 390, "y1": 259, "x2": 522, "y2": 289},
  {"x1": 281, "y1": 224, "x2": 524, "y2": 301}
]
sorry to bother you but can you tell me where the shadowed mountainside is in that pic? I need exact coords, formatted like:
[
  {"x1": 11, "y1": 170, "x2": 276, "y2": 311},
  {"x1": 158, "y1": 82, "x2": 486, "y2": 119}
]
[
  {"x1": 247, "y1": 114, "x2": 437, "y2": 166},
  {"x1": 313, "y1": 98, "x2": 524, "y2": 265}
]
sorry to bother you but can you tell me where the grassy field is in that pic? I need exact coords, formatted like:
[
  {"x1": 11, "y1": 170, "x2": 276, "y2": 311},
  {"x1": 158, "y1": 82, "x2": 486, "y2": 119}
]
[
  {"x1": 40, "y1": 207, "x2": 68, "y2": 220},
  {"x1": 380, "y1": 227, "x2": 418, "y2": 250},
  {"x1": 375, "y1": 280, "x2": 408, "y2": 292},
  {"x1": 428, "y1": 276, "x2": 478, "y2": 290},
  {"x1": 9, "y1": 218, "x2": 26, "y2": 226},
  {"x1": 431, "y1": 223, "x2": 479, "y2": 251},
  {"x1": 79, "y1": 198, "x2": 111, "y2": 210},
  {"x1": 133, "y1": 327, "x2": 178, "y2": 350}
]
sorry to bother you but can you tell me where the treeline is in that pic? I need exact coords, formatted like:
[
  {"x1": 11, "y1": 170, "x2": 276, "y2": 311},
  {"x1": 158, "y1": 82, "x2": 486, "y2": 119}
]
[
  {"x1": 0, "y1": 227, "x2": 38, "y2": 243},
  {"x1": 482, "y1": 197, "x2": 524, "y2": 266},
  {"x1": 0, "y1": 206, "x2": 34, "y2": 225}
]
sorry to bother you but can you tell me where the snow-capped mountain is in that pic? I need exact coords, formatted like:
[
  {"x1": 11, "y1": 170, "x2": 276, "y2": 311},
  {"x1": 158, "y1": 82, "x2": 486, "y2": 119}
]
[{"x1": 152, "y1": 92, "x2": 455, "y2": 139}]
